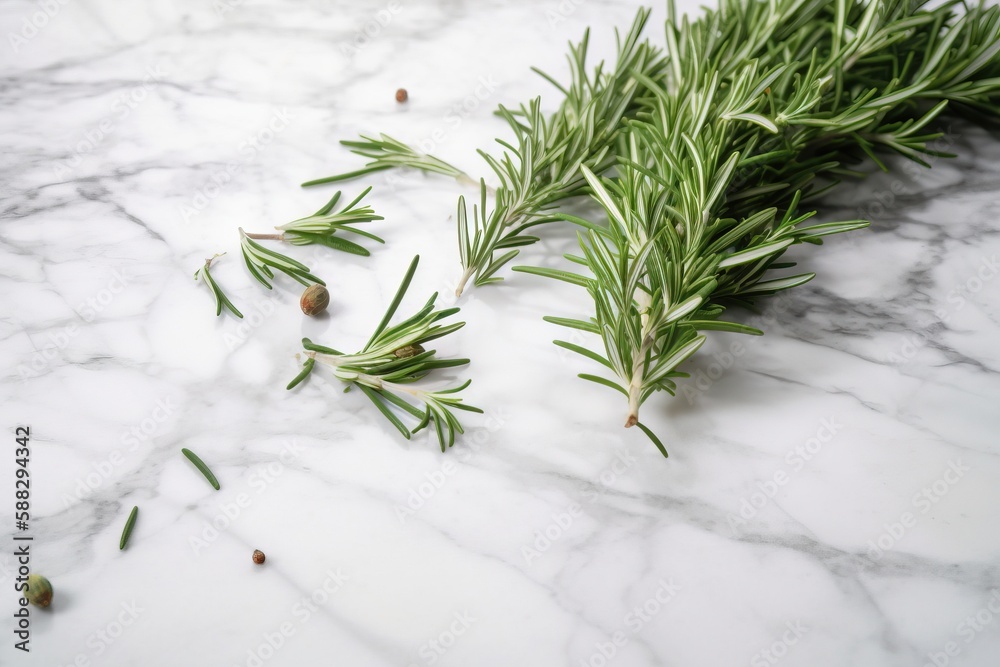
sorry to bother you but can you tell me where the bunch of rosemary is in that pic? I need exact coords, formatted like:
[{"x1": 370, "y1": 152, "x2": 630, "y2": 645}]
[{"x1": 308, "y1": 0, "x2": 1000, "y2": 453}]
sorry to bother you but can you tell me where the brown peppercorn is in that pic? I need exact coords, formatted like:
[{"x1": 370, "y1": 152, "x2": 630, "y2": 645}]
[
  {"x1": 252, "y1": 549, "x2": 265, "y2": 565},
  {"x1": 395, "y1": 88, "x2": 408, "y2": 103},
  {"x1": 300, "y1": 284, "x2": 330, "y2": 317}
]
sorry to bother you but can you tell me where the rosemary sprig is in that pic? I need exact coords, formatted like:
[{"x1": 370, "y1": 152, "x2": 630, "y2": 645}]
[
  {"x1": 303, "y1": 133, "x2": 475, "y2": 187},
  {"x1": 182, "y1": 448, "x2": 221, "y2": 490},
  {"x1": 239, "y1": 228, "x2": 325, "y2": 289},
  {"x1": 119, "y1": 505, "x2": 139, "y2": 550},
  {"x1": 515, "y1": 0, "x2": 1000, "y2": 452},
  {"x1": 453, "y1": 11, "x2": 664, "y2": 295},
  {"x1": 276, "y1": 186, "x2": 385, "y2": 256},
  {"x1": 287, "y1": 255, "x2": 481, "y2": 451},
  {"x1": 194, "y1": 253, "x2": 243, "y2": 318},
  {"x1": 240, "y1": 186, "x2": 384, "y2": 283},
  {"x1": 319, "y1": 11, "x2": 664, "y2": 294}
]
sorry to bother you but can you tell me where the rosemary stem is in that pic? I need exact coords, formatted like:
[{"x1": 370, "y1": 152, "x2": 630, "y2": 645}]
[
  {"x1": 380, "y1": 379, "x2": 425, "y2": 399},
  {"x1": 307, "y1": 351, "x2": 426, "y2": 400},
  {"x1": 621, "y1": 283, "x2": 656, "y2": 428},
  {"x1": 306, "y1": 350, "x2": 343, "y2": 366},
  {"x1": 244, "y1": 232, "x2": 285, "y2": 241},
  {"x1": 625, "y1": 326, "x2": 654, "y2": 428},
  {"x1": 625, "y1": 287, "x2": 658, "y2": 428},
  {"x1": 455, "y1": 267, "x2": 476, "y2": 297}
]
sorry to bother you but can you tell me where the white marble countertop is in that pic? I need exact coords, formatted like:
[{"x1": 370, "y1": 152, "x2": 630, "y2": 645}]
[{"x1": 3, "y1": 1, "x2": 1000, "y2": 665}]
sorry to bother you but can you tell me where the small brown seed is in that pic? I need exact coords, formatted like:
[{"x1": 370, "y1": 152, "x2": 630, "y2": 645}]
[
  {"x1": 252, "y1": 549, "x2": 265, "y2": 565},
  {"x1": 393, "y1": 343, "x2": 425, "y2": 358},
  {"x1": 395, "y1": 88, "x2": 408, "y2": 103},
  {"x1": 300, "y1": 284, "x2": 330, "y2": 317}
]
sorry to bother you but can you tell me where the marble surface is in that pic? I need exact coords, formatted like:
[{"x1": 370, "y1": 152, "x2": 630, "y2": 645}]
[{"x1": 3, "y1": 0, "x2": 1000, "y2": 665}]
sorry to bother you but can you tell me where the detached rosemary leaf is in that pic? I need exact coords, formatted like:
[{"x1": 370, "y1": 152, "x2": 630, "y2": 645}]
[
  {"x1": 119, "y1": 505, "x2": 139, "y2": 550},
  {"x1": 182, "y1": 448, "x2": 221, "y2": 490},
  {"x1": 286, "y1": 357, "x2": 316, "y2": 390}
]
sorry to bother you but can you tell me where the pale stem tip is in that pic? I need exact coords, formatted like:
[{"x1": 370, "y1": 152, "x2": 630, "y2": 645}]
[{"x1": 455, "y1": 267, "x2": 474, "y2": 298}]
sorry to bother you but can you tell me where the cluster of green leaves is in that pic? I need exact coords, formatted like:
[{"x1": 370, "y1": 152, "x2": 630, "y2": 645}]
[
  {"x1": 512, "y1": 0, "x2": 1000, "y2": 452},
  {"x1": 453, "y1": 9, "x2": 666, "y2": 295},
  {"x1": 239, "y1": 228, "x2": 325, "y2": 289},
  {"x1": 277, "y1": 186, "x2": 385, "y2": 256},
  {"x1": 237, "y1": 187, "x2": 386, "y2": 291},
  {"x1": 287, "y1": 256, "x2": 481, "y2": 450},
  {"x1": 194, "y1": 254, "x2": 243, "y2": 318}
]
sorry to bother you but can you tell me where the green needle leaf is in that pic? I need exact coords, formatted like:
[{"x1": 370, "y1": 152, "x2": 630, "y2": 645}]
[
  {"x1": 182, "y1": 448, "x2": 221, "y2": 490},
  {"x1": 119, "y1": 505, "x2": 139, "y2": 550},
  {"x1": 365, "y1": 255, "x2": 420, "y2": 350},
  {"x1": 635, "y1": 422, "x2": 668, "y2": 458},
  {"x1": 287, "y1": 358, "x2": 316, "y2": 390},
  {"x1": 357, "y1": 384, "x2": 412, "y2": 440}
]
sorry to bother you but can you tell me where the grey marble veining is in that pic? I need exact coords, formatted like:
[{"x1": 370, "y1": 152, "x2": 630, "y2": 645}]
[{"x1": 2, "y1": 1, "x2": 1000, "y2": 666}]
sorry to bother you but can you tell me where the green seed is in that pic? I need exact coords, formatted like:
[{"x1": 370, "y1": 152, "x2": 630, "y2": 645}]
[
  {"x1": 182, "y1": 448, "x2": 220, "y2": 490},
  {"x1": 119, "y1": 506, "x2": 139, "y2": 550},
  {"x1": 26, "y1": 574, "x2": 53, "y2": 607},
  {"x1": 393, "y1": 343, "x2": 425, "y2": 359}
]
